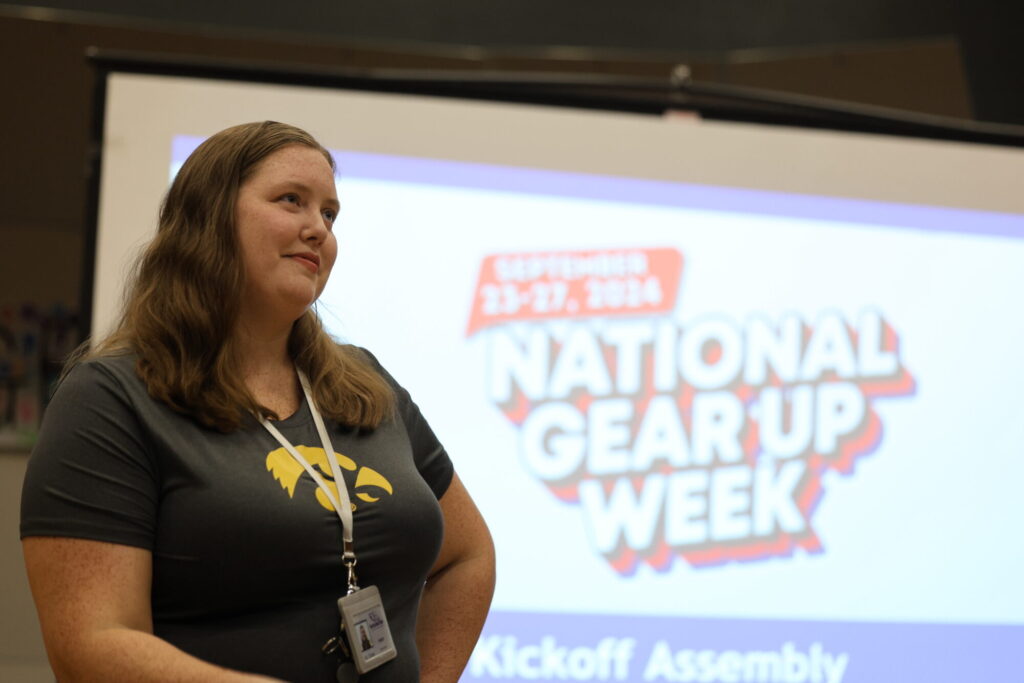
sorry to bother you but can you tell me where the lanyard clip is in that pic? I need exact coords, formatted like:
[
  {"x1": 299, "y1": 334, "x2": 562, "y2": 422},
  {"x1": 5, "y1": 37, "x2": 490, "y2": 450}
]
[{"x1": 343, "y1": 543, "x2": 359, "y2": 595}]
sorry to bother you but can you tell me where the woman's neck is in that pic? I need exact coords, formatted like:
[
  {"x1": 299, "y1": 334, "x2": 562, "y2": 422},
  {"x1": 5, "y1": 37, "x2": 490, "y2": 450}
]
[{"x1": 234, "y1": 320, "x2": 301, "y2": 419}]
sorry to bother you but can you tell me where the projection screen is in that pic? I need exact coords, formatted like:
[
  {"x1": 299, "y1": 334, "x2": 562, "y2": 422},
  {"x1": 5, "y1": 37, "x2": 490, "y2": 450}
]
[{"x1": 91, "y1": 69, "x2": 1024, "y2": 683}]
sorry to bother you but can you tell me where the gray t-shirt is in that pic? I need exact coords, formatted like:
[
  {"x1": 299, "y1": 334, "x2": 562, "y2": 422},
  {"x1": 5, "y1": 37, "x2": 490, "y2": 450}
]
[{"x1": 21, "y1": 351, "x2": 453, "y2": 682}]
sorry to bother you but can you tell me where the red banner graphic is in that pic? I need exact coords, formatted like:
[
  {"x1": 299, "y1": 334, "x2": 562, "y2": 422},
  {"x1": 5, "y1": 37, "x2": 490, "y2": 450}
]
[{"x1": 466, "y1": 248, "x2": 683, "y2": 336}]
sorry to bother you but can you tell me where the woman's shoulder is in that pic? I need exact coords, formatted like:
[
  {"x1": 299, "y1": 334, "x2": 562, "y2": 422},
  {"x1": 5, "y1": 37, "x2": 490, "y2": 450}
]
[
  {"x1": 50, "y1": 351, "x2": 149, "y2": 409},
  {"x1": 61, "y1": 350, "x2": 137, "y2": 385},
  {"x1": 338, "y1": 343, "x2": 376, "y2": 364},
  {"x1": 336, "y1": 343, "x2": 375, "y2": 361},
  {"x1": 337, "y1": 344, "x2": 399, "y2": 388}
]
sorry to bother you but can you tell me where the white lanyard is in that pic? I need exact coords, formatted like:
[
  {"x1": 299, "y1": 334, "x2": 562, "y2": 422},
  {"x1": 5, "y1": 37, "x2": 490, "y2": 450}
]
[{"x1": 260, "y1": 370, "x2": 356, "y2": 566}]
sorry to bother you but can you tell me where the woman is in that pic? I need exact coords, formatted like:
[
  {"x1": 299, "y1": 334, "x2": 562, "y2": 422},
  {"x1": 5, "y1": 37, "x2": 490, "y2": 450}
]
[{"x1": 20, "y1": 121, "x2": 495, "y2": 682}]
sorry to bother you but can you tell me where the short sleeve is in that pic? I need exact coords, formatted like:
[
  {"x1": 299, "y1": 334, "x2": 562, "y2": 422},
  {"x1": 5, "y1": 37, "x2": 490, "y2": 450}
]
[
  {"x1": 357, "y1": 348, "x2": 454, "y2": 500},
  {"x1": 20, "y1": 359, "x2": 161, "y2": 549}
]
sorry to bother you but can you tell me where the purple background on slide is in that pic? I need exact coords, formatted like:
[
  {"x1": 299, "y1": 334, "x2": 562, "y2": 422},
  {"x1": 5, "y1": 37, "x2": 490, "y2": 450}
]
[{"x1": 171, "y1": 135, "x2": 1024, "y2": 239}]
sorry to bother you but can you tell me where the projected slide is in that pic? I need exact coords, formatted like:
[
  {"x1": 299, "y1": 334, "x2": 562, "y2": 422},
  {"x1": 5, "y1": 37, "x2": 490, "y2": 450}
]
[{"x1": 168, "y1": 131, "x2": 1024, "y2": 682}]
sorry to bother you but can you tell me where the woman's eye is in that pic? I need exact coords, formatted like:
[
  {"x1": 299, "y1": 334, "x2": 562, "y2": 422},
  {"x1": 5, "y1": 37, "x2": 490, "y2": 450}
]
[
  {"x1": 322, "y1": 208, "x2": 337, "y2": 223},
  {"x1": 280, "y1": 193, "x2": 300, "y2": 205}
]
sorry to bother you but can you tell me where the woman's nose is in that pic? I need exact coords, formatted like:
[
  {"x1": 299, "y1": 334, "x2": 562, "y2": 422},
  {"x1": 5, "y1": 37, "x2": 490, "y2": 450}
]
[{"x1": 302, "y1": 211, "x2": 329, "y2": 243}]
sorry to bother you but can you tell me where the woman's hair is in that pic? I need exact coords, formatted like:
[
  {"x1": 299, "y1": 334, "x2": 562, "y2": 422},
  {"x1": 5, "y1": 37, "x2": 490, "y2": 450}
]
[{"x1": 91, "y1": 121, "x2": 393, "y2": 431}]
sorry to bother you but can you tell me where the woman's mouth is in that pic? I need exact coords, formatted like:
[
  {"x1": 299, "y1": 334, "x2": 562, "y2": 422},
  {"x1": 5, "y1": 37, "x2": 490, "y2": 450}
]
[{"x1": 289, "y1": 252, "x2": 320, "y2": 273}]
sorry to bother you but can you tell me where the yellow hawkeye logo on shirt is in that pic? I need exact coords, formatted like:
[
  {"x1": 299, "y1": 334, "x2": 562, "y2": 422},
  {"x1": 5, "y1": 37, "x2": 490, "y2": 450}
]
[{"x1": 266, "y1": 445, "x2": 393, "y2": 512}]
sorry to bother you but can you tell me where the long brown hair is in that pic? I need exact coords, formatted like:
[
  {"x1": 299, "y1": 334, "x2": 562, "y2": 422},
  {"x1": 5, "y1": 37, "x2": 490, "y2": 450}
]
[{"x1": 91, "y1": 121, "x2": 393, "y2": 431}]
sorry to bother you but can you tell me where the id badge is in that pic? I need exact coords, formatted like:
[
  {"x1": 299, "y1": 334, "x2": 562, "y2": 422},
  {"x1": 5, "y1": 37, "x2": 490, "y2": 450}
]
[{"x1": 338, "y1": 585, "x2": 397, "y2": 674}]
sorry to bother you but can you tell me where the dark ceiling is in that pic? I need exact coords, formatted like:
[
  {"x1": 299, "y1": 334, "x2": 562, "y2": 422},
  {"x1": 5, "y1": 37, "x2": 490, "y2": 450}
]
[{"x1": 2, "y1": 0, "x2": 1021, "y2": 124}]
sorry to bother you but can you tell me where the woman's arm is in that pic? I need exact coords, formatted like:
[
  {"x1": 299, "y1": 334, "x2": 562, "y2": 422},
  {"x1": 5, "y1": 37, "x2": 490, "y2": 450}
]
[
  {"x1": 23, "y1": 537, "x2": 281, "y2": 683},
  {"x1": 416, "y1": 473, "x2": 496, "y2": 683}
]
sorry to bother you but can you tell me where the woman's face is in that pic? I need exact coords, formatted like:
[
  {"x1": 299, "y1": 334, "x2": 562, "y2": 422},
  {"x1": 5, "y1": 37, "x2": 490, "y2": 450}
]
[{"x1": 234, "y1": 144, "x2": 339, "y2": 327}]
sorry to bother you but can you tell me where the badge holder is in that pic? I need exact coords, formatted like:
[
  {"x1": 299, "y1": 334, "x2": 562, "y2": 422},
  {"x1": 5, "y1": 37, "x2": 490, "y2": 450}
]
[{"x1": 337, "y1": 555, "x2": 398, "y2": 677}]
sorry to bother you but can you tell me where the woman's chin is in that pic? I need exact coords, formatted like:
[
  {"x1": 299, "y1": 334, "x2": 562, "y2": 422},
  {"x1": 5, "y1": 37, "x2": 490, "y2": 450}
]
[{"x1": 239, "y1": 290, "x2": 321, "y2": 328}]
